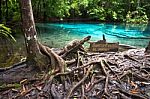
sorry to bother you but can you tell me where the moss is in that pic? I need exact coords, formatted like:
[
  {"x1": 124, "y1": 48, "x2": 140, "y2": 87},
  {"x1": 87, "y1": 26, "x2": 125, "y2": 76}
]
[
  {"x1": 0, "y1": 83, "x2": 21, "y2": 91},
  {"x1": 0, "y1": 51, "x2": 25, "y2": 68}
]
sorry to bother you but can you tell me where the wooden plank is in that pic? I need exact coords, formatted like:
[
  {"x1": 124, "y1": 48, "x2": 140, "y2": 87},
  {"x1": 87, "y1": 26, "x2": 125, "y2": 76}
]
[{"x1": 89, "y1": 42, "x2": 119, "y2": 52}]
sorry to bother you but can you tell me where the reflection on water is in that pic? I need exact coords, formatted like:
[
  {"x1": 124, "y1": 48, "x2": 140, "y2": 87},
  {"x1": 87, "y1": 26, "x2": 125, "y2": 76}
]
[{"x1": 36, "y1": 22, "x2": 150, "y2": 48}]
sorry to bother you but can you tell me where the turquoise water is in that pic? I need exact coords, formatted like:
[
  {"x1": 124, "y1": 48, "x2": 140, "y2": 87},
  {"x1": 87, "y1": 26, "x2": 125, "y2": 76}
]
[{"x1": 36, "y1": 22, "x2": 150, "y2": 48}]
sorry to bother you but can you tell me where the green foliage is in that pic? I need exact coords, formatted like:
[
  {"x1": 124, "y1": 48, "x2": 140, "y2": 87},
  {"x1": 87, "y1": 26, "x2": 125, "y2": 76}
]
[
  {"x1": 125, "y1": 7, "x2": 148, "y2": 24},
  {"x1": 0, "y1": 24, "x2": 16, "y2": 42},
  {"x1": 0, "y1": 0, "x2": 150, "y2": 23},
  {"x1": 0, "y1": 0, "x2": 20, "y2": 23},
  {"x1": 88, "y1": 7, "x2": 106, "y2": 21},
  {"x1": 12, "y1": 12, "x2": 21, "y2": 22}
]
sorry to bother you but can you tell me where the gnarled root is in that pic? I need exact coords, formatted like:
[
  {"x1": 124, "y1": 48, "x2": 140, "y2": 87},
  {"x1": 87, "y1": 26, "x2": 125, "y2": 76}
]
[{"x1": 38, "y1": 42, "x2": 65, "y2": 74}]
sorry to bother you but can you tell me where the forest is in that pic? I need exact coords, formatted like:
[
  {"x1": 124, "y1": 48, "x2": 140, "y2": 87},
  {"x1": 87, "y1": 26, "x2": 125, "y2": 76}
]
[
  {"x1": 0, "y1": 0, "x2": 150, "y2": 99},
  {"x1": 0, "y1": 0, "x2": 150, "y2": 24}
]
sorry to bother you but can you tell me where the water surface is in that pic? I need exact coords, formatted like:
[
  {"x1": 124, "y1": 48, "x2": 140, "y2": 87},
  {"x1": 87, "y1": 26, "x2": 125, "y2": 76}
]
[{"x1": 36, "y1": 22, "x2": 150, "y2": 48}]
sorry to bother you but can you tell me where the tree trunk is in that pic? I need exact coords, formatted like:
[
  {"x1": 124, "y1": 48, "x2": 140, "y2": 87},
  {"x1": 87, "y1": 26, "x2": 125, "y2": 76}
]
[
  {"x1": 43, "y1": 0, "x2": 46, "y2": 21},
  {"x1": 0, "y1": 0, "x2": 2, "y2": 22},
  {"x1": 0, "y1": 0, "x2": 90, "y2": 83},
  {"x1": 137, "y1": 0, "x2": 140, "y2": 8},
  {"x1": 20, "y1": 0, "x2": 66, "y2": 71},
  {"x1": 5, "y1": 0, "x2": 8, "y2": 24},
  {"x1": 20, "y1": 0, "x2": 45, "y2": 68},
  {"x1": 37, "y1": 0, "x2": 41, "y2": 20},
  {"x1": 0, "y1": 0, "x2": 44, "y2": 83}
]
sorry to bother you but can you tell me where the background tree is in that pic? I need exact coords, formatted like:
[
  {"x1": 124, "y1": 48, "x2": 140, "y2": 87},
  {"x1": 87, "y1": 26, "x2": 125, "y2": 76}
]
[
  {"x1": 0, "y1": 0, "x2": 2, "y2": 22},
  {"x1": 0, "y1": 0, "x2": 149, "y2": 24}
]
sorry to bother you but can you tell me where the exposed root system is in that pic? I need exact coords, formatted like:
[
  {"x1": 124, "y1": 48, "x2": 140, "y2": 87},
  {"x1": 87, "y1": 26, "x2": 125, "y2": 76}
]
[{"x1": 0, "y1": 37, "x2": 150, "y2": 99}]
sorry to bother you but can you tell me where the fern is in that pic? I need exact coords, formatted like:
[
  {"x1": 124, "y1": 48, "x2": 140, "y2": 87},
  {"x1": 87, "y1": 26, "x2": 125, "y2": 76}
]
[{"x1": 0, "y1": 24, "x2": 16, "y2": 42}]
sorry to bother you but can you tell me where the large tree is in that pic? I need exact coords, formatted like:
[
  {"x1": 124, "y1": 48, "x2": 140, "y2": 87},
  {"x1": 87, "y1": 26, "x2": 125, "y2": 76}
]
[
  {"x1": 20, "y1": 0, "x2": 43, "y2": 67},
  {"x1": 0, "y1": 0, "x2": 90, "y2": 83},
  {"x1": 20, "y1": 0, "x2": 67, "y2": 72},
  {"x1": 0, "y1": 0, "x2": 65, "y2": 83}
]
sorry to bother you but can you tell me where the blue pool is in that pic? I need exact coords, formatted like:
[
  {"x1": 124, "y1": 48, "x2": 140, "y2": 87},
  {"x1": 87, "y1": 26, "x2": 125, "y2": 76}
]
[{"x1": 36, "y1": 22, "x2": 150, "y2": 48}]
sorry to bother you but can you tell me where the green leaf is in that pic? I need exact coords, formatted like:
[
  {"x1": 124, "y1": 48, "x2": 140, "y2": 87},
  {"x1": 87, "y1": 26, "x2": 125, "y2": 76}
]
[{"x1": 0, "y1": 24, "x2": 16, "y2": 42}]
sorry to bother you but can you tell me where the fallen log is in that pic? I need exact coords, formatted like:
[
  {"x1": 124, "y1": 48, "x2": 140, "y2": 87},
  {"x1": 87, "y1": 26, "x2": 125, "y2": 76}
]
[{"x1": 61, "y1": 36, "x2": 91, "y2": 58}]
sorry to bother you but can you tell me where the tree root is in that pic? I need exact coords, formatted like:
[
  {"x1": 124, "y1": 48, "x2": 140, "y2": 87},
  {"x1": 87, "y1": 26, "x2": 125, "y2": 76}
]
[
  {"x1": 66, "y1": 65, "x2": 94, "y2": 99},
  {"x1": 124, "y1": 54, "x2": 140, "y2": 63},
  {"x1": 118, "y1": 88, "x2": 147, "y2": 99},
  {"x1": 85, "y1": 77, "x2": 105, "y2": 93},
  {"x1": 0, "y1": 61, "x2": 26, "y2": 72},
  {"x1": 38, "y1": 42, "x2": 65, "y2": 73},
  {"x1": 0, "y1": 37, "x2": 150, "y2": 99}
]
